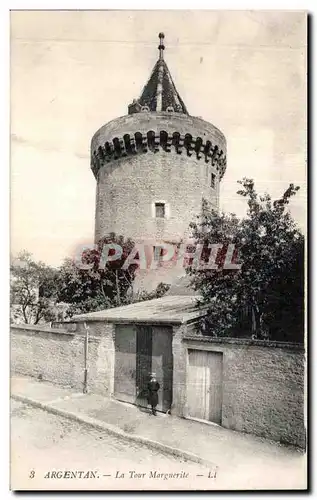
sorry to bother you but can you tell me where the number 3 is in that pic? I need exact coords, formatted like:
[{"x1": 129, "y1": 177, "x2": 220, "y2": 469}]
[{"x1": 29, "y1": 470, "x2": 35, "y2": 479}]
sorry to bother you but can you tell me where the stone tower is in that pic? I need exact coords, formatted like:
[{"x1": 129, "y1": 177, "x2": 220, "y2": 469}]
[{"x1": 91, "y1": 33, "x2": 227, "y2": 290}]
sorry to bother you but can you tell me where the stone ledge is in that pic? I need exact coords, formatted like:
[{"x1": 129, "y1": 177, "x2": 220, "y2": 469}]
[
  {"x1": 183, "y1": 335, "x2": 305, "y2": 351},
  {"x1": 10, "y1": 324, "x2": 74, "y2": 337},
  {"x1": 51, "y1": 322, "x2": 78, "y2": 332}
]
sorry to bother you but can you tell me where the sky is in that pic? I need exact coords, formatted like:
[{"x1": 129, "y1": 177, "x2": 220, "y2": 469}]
[{"x1": 10, "y1": 10, "x2": 307, "y2": 267}]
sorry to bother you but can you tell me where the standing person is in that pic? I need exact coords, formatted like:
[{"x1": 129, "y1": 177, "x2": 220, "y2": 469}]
[{"x1": 147, "y1": 373, "x2": 160, "y2": 416}]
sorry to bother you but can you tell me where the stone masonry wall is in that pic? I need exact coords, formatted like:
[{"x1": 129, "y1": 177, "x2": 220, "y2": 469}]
[
  {"x1": 171, "y1": 324, "x2": 187, "y2": 415},
  {"x1": 95, "y1": 149, "x2": 219, "y2": 244},
  {"x1": 11, "y1": 323, "x2": 115, "y2": 397},
  {"x1": 86, "y1": 322, "x2": 115, "y2": 396},
  {"x1": 11, "y1": 322, "x2": 305, "y2": 448},
  {"x1": 172, "y1": 328, "x2": 305, "y2": 448},
  {"x1": 95, "y1": 149, "x2": 219, "y2": 291},
  {"x1": 11, "y1": 324, "x2": 83, "y2": 390}
]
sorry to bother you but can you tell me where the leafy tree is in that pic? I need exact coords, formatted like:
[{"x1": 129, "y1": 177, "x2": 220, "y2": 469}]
[
  {"x1": 11, "y1": 236, "x2": 173, "y2": 323},
  {"x1": 131, "y1": 282, "x2": 171, "y2": 303},
  {"x1": 10, "y1": 251, "x2": 59, "y2": 324},
  {"x1": 187, "y1": 178, "x2": 304, "y2": 342},
  {"x1": 56, "y1": 233, "x2": 138, "y2": 318}
]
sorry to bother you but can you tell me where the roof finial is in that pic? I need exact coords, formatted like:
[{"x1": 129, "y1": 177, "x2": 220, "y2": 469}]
[{"x1": 158, "y1": 32, "x2": 165, "y2": 60}]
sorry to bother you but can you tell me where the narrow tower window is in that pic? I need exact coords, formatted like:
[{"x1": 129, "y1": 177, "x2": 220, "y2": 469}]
[
  {"x1": 211, "y1": 173, "x2": 216, "y2": 189},
  {"x1": 155, "y1": 202, "x2": 165, "y2": 218},
  {"x1": 153, "y1": 246, "x2": 163, "y2": 261}
]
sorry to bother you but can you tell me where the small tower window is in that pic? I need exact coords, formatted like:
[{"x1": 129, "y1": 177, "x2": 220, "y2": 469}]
[
  {"x1": 141, "y1": 105, "x2": 150, "y2": 112},
  {"x1": 211, "y1": 173, "x2": 216, "y2": 189},
  {"x1": 166, "y1": 106, "x2": 174, "y2": 113},
  {"x1": 155, "y1": 202, "x2": 165, "y2": 218},
  {"x1": 153, "y1": 246, "x2": 163, "y2": 261}
]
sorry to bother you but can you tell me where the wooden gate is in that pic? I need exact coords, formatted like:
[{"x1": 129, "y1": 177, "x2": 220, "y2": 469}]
[
  {"x1": 135, "y1": 326, "x2": 152, "y2": 408},
  {"x1": 186, "y1": 349, "x2": 223, "y2": 424},
  {"x1": 114, "y1": 324, "x2": 173, "y2": 412}
]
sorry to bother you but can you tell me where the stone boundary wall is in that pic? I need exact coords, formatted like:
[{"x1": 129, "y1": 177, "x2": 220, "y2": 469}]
[
  {"x1": 172, "y1": 328, "x2": 306, "y2": 448},
  {"x1": 11, "y1": 323, "x2": 306, "y2": 448},
  {"x1": 10, "y1": 323, "x2": 115, "y2": 396},
  {"x1": 184, "y1": 334, "x2": 305, "y2": 350}
]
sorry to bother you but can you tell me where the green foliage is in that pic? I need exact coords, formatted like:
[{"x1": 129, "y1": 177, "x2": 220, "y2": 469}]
[
  {"x1": 188, "y1": 178, "x2": 304, "y2": 342},
  {"x1": 131, "y1": 282, "x2": 171, "y2": 303},
  {"x1": 10, "y1": 251, "x2": 59, "y2": 324},
  {"x1": 10, "y1": 235, "x2": 172, "y2": 324},
  {"x1": 56, "y1": 233, "x2": 138, "y2": 318}
]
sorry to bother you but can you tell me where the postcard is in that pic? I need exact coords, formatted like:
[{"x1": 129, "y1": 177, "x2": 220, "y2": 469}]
[{"x1": 10, "y1": 10, "x2": 307, "y2": 491}]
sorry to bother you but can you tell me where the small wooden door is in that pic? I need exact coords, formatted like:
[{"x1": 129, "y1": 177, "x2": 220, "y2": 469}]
[
  {"x1": 114, "y1": 325, "x2": 137, "y2": 403},
  {"x1": 186, "y1": 349, "x2": 223, "y2": 424}
]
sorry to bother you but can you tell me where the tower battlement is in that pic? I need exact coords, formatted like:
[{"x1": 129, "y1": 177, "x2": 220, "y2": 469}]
[{"x1": 91, "y1": 113, "x2": 227, "y2": 180}]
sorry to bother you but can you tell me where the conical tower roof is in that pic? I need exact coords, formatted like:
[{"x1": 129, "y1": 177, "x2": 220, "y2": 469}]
[{"x1": 128, "y1": 33, "x2": 188, "y2": 115}]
